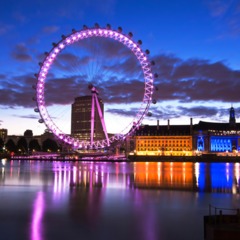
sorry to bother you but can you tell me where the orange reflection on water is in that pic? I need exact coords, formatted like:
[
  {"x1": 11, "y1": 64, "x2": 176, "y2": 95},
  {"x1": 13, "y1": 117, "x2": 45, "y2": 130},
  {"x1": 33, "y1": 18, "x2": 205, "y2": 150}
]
[{"x1": 134, "y1": 162, "x2": 195, "y2": 190}]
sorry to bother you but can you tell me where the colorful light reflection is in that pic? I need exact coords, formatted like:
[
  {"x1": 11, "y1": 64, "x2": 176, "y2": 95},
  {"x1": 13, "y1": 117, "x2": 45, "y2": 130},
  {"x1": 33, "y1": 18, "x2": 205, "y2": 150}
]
[{"x1": 31, "y1": 191, "x2": 44, "y2": 240}]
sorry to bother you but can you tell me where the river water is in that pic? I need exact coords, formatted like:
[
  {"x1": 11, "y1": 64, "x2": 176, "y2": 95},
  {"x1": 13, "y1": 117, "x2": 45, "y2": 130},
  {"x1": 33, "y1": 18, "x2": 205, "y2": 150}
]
[{"x1": 0, "y1": 159, "x2": 240, "y2": 240}]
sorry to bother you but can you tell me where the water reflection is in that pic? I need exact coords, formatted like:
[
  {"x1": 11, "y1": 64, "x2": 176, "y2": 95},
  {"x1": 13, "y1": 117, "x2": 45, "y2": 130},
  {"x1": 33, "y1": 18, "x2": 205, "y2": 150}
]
[
  {"x1": 0, "y1": 160, "x2": 240, "y2": 194},
  {"x1": 31, "y1": 191, "x2": 44, "y2": 240},
  {"x1": 1, "y1": 159, "x2": 240, "y2": 240},
  {"x1": 133, "y1": 162, "x2": 195, "y2": 190}
]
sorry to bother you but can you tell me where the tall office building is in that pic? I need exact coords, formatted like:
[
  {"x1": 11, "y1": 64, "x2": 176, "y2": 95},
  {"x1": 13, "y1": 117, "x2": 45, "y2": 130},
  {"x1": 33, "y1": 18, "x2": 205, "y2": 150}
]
[
  {"x1": 0, "y1": 128, "x2": 8, "y2": 141},
  {"x1": 71, "y1": 95, "x2": 105, "y2": 142}
]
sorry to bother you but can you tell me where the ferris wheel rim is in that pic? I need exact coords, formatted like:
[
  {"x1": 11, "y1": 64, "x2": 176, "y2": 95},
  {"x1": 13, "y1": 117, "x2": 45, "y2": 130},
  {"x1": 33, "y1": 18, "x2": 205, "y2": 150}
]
[{"x1": 35, "y1": 25, "x2": 154, "y2": 149}]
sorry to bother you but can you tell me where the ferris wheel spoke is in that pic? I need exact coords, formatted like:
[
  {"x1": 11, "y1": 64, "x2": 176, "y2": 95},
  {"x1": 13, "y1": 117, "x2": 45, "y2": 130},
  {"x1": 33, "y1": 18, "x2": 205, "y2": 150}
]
[{"x1": 35, "y1": 25, "x2": 154, "y2": 150}]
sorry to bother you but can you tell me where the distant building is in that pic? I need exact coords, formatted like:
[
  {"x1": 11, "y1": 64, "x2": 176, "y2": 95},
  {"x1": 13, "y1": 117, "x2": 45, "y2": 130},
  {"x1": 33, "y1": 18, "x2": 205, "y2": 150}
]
[
  {"x1": 0, "y1": 128, "x2": 8, "y2": 141},
  {"x1": 71, "y1": 95, "x2": 105, "y2": 142}
]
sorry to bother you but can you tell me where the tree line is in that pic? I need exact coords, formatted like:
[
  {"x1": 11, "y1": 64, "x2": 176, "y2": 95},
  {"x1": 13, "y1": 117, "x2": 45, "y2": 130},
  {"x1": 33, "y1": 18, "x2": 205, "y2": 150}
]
[{"x1": 0, "y1": 137, "x2": 61, "y2": 154}]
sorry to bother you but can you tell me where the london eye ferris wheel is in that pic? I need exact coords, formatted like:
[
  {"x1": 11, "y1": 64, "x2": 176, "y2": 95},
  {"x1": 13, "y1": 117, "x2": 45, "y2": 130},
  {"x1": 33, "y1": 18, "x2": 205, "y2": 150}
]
[{"x1": 34, "y1": 23, "x2": 157, "y2": 149}]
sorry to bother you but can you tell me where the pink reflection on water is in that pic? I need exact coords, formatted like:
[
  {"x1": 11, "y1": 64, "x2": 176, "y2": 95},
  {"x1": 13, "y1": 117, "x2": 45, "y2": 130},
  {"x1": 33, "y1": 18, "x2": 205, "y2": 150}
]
[{"x1": 31, "y1": 191, "x2": 44, "y2": 240}]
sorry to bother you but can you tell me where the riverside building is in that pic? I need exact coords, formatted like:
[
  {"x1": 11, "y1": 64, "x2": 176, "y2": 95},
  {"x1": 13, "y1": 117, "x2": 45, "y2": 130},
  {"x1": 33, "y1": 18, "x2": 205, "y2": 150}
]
[
  {"x1": 132, "y1": 119, "x2": 193, "y2": 156},
  {"x1": 129, "y1": 107, "x2": 240, "y2": 156},
  {"x1": 193, "y1": 107, "x2": 240, "y2": 155}
]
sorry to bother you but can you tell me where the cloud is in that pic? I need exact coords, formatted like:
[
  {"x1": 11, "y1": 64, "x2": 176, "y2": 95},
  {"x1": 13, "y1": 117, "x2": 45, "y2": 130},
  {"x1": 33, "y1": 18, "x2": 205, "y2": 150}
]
[
  {"x1": 12, "y1": 11, "x2": 27, "y2": 23},
  {"x1": 13, "y1": 114, "x2": 39, "y2": 119},
  {"x1": 0, "y1": 74, "x2": 6, "y2": 79},
  {"x1": 106, "y1": 108, "x2": 137, "y2": 116},
  {"x1": 38, "y1": 37, "x2": 144, "y2": 105},
  {"x1": 177, "y1": 106, "x2": 219, "y2": 118},
  {"x1": 1, "y1": 40, "x2": 240, "y2": 125},
  {"x1": 148, "y1": 104, "x2": 234, "y2": 123},
  {"x1": 205, "y1": 0, "x2": 240, "y2": 37},
  {"x1": 91, "y1": 0, "x2": 116, "y2": 16},
  {"x1": 0, "y1": 23, "x2": 13, "y2": 35},
  {"x1": 11, "y1": 43, "x2": 32, "y2": 62},
  {"x1": 0, "y1": 74, "x2": 36, "y2": 108},
  {"x1": 42, "y1": 26, "x2": 60, "y2": 34},
  {"x1": 205, "y1": 0, "x2": 230, "y2": 17},
  {"x1": 152, "y1": 54, "x2": 240, "y2": 103}
]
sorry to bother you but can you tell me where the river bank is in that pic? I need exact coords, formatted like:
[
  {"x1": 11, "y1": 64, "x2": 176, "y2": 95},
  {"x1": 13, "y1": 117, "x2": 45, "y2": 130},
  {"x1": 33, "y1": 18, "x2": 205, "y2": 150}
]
[
  {"x1": 128, "y1": 155, "x2": 240, "y2": 163},
  {"x1": 2, "y1": 153, "x2": 240, "y2": 163}
]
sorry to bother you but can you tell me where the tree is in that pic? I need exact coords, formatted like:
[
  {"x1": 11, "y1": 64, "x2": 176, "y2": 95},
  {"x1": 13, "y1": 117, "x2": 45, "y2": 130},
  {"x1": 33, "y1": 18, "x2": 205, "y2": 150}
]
[
  {"x1": 24, "y1": 129, "x2": 33, "y2": 137},
  {"x1": 0, "y1": 138, "x2": 4, "y2": 152},
  {"x1": 5, "y1": 139, "x2": 17, "y2": 153},
  {"x1": 17, "y1": 137, "x2": 28, "y2": 154},
  {"x1": 29, "y1": 139, "x2": 41, "y2": 152},
  {"x1": 42, "y1": 138, "x2": 58, "y2": 152}
]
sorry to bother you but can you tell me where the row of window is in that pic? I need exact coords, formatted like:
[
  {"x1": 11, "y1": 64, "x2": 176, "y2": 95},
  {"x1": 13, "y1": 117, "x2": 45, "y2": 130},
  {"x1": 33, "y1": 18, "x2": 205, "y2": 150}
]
[
  {"x1": 137, "y1": 144, "x2": 190, "y2": 147},
  {"x1": 137, "y1": 148, "x2": 191, "y2": 151},
  {"x1": 137, "y1": 140, "x2": 190, "y2": 143}
]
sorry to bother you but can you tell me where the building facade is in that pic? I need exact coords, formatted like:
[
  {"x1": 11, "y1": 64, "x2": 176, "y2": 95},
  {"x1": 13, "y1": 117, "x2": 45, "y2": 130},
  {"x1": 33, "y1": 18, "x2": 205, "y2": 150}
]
[
  {"x1": 129, "y1": 107, "x2": 240, "y2": 156},
  {"x1": 193, "y1": 107, "x2": 240, "y2": 155},
  {"x1": 131, "y1": 120, "x2": 193, "y2": 156},
  {"x1": 71, "y1": 95, "x2": 105, "y2": 142}
]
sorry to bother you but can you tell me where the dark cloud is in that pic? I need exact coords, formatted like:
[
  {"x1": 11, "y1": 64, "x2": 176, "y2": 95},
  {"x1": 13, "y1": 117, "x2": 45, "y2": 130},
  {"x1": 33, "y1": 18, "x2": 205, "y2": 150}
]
[
  {"x1": 40, "y1": 37, "x2": 144, "y2": 105},
  {"x1": 0, "y1": 74, "x2": 6, "y2": 79},
  {"x1": 148, "y1": 105, "x2": 182, "y2": 121},
  {"x1": 153, "y1": 54, "x2": 240, "y2": 103},
  {"x1": 11, "y1": 43, "x2": 32, "y2": 62},
  {"x1": 147, "y1": 105, "x2": 232, "y2": 124},
  {"x1": 0, "y1": 74, "x2": 36, "y2": 108},
  {"x1": 177, "y1": 106, "x2": 219, "y2": 118},
  {"x1": 1, "y1": 38, "x2": 240, "y2": 126}
]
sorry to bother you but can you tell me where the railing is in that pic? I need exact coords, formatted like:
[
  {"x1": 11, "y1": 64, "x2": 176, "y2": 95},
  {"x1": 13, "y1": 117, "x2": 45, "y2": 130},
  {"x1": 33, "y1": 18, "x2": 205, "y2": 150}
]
[
  {"x1": 209, "y1": 204, "x2": 239, "y2": 216},
  {"x1": 204, "y1": 205, "x2": 240, "y2": 239},
  {"x1": 208, "y1": 204, "x2": 240, "y2": 225}
]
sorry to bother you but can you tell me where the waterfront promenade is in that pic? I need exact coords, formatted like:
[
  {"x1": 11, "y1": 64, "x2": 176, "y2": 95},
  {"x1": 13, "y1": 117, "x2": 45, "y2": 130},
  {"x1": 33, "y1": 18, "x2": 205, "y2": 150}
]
[{"x1": 2, "y1": 153, "x2": 240, "y2": 163}]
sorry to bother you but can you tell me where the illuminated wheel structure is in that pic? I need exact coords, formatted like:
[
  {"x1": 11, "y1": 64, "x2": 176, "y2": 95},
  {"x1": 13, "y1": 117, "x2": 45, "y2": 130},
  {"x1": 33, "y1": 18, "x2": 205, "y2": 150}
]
[{"x1": 35, "y1": 24, "x2": 155, "y2": 150}]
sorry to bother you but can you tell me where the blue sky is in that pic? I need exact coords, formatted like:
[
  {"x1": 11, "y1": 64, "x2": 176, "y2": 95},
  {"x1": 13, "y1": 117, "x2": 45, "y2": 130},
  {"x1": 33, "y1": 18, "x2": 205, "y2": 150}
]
[{"x1": 0, "y1": 0, "x2": 240, "y2": 136}]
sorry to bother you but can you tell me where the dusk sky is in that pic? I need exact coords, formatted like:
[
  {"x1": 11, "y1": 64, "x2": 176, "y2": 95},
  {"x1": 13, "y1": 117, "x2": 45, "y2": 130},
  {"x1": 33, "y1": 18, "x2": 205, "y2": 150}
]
[{"x1": 0, "y1": 0, "x2": 240, "y2": 136}]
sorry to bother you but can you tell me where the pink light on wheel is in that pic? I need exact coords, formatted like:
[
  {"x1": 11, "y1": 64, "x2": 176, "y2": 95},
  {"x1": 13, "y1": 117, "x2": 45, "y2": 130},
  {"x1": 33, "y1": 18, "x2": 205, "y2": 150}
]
[{"x1": 35, "y1": 24, "x2": 154, "y2": 150}]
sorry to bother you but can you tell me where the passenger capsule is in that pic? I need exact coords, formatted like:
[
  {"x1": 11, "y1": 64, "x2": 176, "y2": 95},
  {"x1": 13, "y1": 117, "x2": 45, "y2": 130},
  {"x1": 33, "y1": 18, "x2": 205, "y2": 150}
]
[
  {"x1": 94, "y1": 23, "x2": 100, "y2": 28},
  {"x1": 145, "y1": 49, "x2": 150, "y2": 54},
  {"x1": 117, "y1": 27, "x2": 122, "y2": 33},
  {"x1": 128, "y1": 32, "x2": 133, "y2": 38}
]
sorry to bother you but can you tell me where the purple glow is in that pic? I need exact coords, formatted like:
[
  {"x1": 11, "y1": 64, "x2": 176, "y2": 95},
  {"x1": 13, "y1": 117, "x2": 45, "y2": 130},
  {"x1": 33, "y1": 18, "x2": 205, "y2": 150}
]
[
  {"x1": 31, "y1": 191, "x2": 44, "y2": 240},
  {"x1": 36, "y1": 26, "x2": 154, "y2": 149}
]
